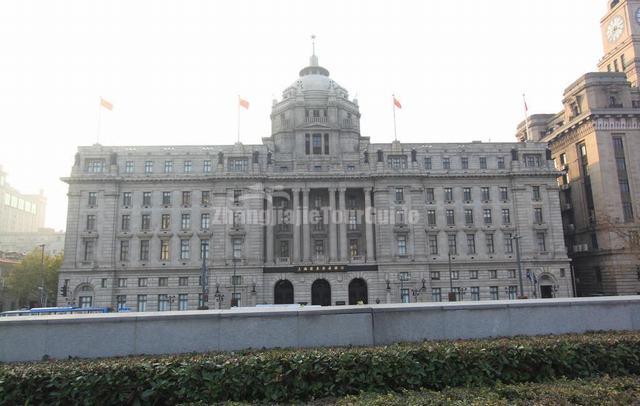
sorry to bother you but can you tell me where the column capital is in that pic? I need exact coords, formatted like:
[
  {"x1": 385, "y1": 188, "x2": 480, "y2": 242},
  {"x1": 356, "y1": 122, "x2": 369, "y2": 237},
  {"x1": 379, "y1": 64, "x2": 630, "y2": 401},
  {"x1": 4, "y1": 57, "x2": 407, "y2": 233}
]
[
  {"x1": 292, "y1": 187, "x2": 301, "y2": 193},
  {"x1": 338, "y1": 187, "x2": 347, "y2": 193},
  {"x1": 302, "y1": 187, "x2": 311, "y2": 194}
]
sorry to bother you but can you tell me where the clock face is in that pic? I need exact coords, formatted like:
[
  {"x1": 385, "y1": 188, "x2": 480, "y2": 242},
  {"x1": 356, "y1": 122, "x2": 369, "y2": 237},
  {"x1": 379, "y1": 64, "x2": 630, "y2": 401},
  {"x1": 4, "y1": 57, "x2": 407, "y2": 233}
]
[{"x1": 608, "y1": 15, "x2": 625, "y2": 42}]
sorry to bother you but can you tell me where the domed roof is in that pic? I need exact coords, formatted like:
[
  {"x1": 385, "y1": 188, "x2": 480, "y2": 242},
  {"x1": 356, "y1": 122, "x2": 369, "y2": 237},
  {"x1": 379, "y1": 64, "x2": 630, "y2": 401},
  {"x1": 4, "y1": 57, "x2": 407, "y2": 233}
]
[{"x1": 291, "y1": 54, "x2": 345, "y2": 94}]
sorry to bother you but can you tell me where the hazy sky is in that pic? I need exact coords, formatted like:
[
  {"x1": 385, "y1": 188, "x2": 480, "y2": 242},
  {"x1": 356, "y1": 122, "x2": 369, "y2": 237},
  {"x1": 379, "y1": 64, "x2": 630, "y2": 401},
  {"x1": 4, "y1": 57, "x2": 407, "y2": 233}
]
[{"x1": 0, "y1": 0, "x2": 608, "y2": 231}]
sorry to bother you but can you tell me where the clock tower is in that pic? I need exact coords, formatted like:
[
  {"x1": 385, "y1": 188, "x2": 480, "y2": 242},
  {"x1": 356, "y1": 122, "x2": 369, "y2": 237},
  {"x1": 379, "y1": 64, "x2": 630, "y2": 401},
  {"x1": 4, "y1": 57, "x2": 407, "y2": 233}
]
[{"x1": 598, "y1": 0, "x2": 640, "y2": 86}]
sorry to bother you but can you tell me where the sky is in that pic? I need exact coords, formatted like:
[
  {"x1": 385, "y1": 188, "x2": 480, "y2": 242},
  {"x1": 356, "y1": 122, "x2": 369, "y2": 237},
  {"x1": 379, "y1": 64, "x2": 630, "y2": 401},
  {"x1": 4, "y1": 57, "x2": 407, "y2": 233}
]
[{"x1": 0, "y1": 0, "x2": 608, "y2": 231}]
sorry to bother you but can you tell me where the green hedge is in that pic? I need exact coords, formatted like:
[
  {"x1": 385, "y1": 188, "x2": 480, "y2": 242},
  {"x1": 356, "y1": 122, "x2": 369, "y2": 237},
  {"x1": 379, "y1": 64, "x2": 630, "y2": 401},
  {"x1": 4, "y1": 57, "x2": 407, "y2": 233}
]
[
  {"x1": 1, "y1": 332, "x2": 640, "y2": 404},
  {"x1": 334, "y1": 375, "x2": 640, "y2": 406}
]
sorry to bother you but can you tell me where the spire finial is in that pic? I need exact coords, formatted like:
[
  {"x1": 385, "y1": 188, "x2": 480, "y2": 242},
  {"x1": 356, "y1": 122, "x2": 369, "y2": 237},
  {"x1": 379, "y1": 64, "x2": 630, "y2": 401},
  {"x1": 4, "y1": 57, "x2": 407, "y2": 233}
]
[
  {"x1": 311, "y1": 34, "x2": 316, "y2": 56},
  {"x1": 309, "y1": 35, "x2": 319, "y2": 66}
]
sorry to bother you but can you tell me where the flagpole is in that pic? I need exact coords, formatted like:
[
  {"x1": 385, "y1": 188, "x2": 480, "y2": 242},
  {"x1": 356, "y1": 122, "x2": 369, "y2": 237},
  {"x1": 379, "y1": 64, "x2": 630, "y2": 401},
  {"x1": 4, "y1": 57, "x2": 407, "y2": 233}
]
[
  {"x1": 522, "y1": 93, "x2": 530, "y2": 141},
  {"x1": 237, "y1": 96, "x2": 241, "y2": 144},
  {"x1": 392, "y1": 95, "x2": 398, "y2": 142},
  {"x1": 97, "y1": 97, "x2": 102, "y2": 145}
]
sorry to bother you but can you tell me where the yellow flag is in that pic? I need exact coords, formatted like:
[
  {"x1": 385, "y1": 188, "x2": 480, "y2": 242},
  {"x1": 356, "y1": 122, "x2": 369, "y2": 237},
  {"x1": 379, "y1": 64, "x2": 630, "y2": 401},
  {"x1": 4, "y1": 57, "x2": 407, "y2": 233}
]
[{"x1": 100, "y1": 97, "x2": 113, "y2": 111}]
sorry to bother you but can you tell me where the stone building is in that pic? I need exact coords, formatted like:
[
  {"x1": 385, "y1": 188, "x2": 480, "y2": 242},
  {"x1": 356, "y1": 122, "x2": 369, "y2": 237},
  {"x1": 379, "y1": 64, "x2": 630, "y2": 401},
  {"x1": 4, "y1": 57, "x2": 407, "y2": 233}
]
[
  {"x1": 58, "y1": 52, "x2": 572, "y2": 311},
  {"x1": 0, "y1": 165, "x2": 46, "y2": 233},
  {"x1": 516, "y1": 0, "x2": 640, "y2": 296}
]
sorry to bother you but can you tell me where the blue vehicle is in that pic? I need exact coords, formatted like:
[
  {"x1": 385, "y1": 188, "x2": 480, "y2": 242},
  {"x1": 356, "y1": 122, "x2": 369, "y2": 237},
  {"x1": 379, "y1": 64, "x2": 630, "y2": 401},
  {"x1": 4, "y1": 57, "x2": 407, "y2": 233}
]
[{"x1": 0, "y1": 306, "x2": 110, "y2": 317}]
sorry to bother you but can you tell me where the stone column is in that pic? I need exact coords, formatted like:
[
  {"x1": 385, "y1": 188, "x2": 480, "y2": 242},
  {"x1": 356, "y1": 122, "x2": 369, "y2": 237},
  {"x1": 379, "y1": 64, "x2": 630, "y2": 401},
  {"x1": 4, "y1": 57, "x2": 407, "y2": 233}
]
[
  {"x1": 265, "y1": 188, "x2": 274, "y2": 264},
  {"x1": 364, "y1": 187, "x2": 375, "y2": 262},
  {"x1": 339, "y1": 188, "x2": 348, "y2": 261},
  {"x1": 329, "y1": 188, "x2": 338, "y2": 262},
  {"x1": 302, "y1": 188, "x2": 311, "y2": 262},
  {"x1": 292, "y1": 188, "x2": 300, "y2": 263}
]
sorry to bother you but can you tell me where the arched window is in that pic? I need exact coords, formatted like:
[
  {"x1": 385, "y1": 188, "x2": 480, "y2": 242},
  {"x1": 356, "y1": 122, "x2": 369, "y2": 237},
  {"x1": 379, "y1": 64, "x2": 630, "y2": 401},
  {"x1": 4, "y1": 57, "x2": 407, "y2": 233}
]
[
  {"x1": 311, "y1": 279, "x2": 331, "y2": 306},
  {"x1": 274, "y1": 280, "x2": 294, "y2": 304},
  {"x1": 348, "y1": 278, "x2": 368, "y2": 305}
]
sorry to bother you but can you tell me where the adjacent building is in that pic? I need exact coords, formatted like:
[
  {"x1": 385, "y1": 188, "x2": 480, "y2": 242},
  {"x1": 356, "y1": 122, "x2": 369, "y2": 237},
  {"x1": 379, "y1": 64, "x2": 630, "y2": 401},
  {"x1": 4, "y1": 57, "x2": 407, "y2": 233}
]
[
  {"x1": 0, "y1": 165, "x2": 46, "y2": 234},
  {"x1": 58, "y1": 51, "x2": 572, "y2": 311},
  {"x1": 0, "y1": 229, "x2": 65, "y2": 256},
  {"x1": 516, "y1": 0, "x2": 640, "y2": 296}
]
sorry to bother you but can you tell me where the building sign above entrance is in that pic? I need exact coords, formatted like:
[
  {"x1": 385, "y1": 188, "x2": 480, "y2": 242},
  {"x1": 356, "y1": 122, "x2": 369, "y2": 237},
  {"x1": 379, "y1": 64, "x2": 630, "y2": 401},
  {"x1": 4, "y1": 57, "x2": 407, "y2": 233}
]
[{"x1": 296, "y1": 265, "x2": 345, "y2": 273}]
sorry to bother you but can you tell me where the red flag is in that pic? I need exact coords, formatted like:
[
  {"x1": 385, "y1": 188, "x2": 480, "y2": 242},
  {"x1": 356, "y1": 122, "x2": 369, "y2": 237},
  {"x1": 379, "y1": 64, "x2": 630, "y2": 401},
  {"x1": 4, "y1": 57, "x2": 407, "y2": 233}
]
[
  {"x1": 100, "y1": 97, "x2": 113, "y2": 111},
  {"x1": 239, "y1": 97, "x2": 250, "y2": 109},
  {"x1": 393, "y1": 96, "x2": 402, "y2": 109}
]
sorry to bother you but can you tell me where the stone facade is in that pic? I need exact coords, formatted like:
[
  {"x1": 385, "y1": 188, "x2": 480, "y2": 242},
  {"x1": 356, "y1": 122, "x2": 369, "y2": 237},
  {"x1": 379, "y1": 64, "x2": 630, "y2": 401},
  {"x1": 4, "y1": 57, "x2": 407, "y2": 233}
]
[
  {"x1": 516, "y1": 0, "x2": 640, "y2": 296},
  {"x1": 58, "y1": 53, "x2": 572, "y2": 311}
]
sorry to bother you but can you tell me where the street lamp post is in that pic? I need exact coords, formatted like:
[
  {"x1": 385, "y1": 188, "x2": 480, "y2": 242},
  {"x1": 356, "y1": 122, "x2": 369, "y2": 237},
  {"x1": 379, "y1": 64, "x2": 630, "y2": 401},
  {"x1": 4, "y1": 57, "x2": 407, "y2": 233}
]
[
  {"x1": 39, "y1": 244, "x2": 45, "y2": 307},
  {"x1": 448, "y1": 251, "x2": 456, "y2": 302},
  {"x1": 411, "y1": 279, "x2": 427, "y2": 302},
  {"x1": 512, "y1": 234, "x2": 524, "y2": 298},
  {"x1": 232, "y1": 257, "x2": 238, "y2": 307},
  {"x1": 168, "y1": 295, "x2": 175, "y2": 311}
]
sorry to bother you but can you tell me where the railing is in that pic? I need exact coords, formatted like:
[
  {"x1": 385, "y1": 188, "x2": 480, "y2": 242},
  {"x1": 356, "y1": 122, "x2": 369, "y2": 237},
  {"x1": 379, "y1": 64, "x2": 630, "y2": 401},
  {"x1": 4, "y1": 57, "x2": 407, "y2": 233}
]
[
  {"x1": 350, "y1": 255, "x2": 365, "y2": 263},
  {"x1": 342, "y1": 119, "x2": 359, "y2": 129},
  {"x1": 276, "y1": 257, "x2": 291, "y2": 264},
  {"x1": 305, "y1": 117, "x2": 328, "y2": 124}
]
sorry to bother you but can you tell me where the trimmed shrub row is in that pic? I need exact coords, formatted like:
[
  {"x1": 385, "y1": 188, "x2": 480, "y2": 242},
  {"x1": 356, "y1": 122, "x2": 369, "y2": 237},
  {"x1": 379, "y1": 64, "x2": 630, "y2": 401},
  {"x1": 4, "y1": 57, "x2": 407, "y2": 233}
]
[{"x1": 1, "y1": 332, "x2": 640, "y2": 404}]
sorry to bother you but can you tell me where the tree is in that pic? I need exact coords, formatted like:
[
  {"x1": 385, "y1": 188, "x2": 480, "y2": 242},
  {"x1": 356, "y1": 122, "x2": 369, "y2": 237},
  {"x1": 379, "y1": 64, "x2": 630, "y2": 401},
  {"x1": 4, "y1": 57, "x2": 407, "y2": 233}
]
[{"x1": 4, "y1": 250, "x2": 63, "y2": 308}]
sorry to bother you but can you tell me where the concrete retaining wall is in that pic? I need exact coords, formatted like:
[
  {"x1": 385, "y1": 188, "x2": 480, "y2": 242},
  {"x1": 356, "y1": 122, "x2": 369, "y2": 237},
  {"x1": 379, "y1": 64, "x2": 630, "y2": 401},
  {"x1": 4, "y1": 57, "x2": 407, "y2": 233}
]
[{"x1": 2, "y1": 296, "x2": 640, "y2": 363}]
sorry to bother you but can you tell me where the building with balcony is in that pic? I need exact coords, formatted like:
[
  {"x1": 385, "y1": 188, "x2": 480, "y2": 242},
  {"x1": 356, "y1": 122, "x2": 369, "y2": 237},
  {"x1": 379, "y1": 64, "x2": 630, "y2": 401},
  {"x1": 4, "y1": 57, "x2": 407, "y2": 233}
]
[
  {"x1": 516, "y1": 0, "x2": 640, "y2": 296},
  {"x1": 58, "y1": 51, "x2": 572, "y2": 310}
]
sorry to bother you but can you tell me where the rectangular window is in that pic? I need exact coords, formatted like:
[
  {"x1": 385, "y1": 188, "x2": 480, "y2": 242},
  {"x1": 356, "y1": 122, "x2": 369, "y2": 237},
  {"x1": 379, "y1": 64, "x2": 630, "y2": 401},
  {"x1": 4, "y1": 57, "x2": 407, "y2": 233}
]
[
  {"x1": 448, "y1": 234, "x2": 457, "y2": 255},
  {"x1": 182, "y1": 191, "x2": 191, "y2": 206},
  {"x1": 502, "y1": 209, "x2": 511, "y2": 224},
  {"x1": 200, "y1": 239, "x2": 210, "y2": 260},
  {"x1": 181, "y1": 214, "x2": 191, "y2": 230},
  {"x1": 143, "y1": 192, "x2": 151, "y2": 206},
  {"x1": 312, "y1": 134, "x2": 322, "y2": 155},
  {"x1": 86, "y1": 215, "x2": 96, "y2": 231},
  {"x1": 429, "y1": 235, "x2": 438, "y2": 255},
  {"x1": 401, "y1": 288, "x2": 410, "y2": 304},
  {"x1": 489, "y1": 270, "x2": 497, "y2": 279},
  {"x1": 469, "y1": 270, "x2": 479, "y2": 279},
  {"x1": 118, "y1": 278, "x2": 127, "y2": 288},
  {"x1": 180, "y1": 239, "x2": 190, "y2": 260},
  {"x1": 305, "y1": 134, "x2": 311, "y2": 155},
  {"x1": 123, "y1": 192, "x2": 132, "y2": 207},
  {"x1": 138, "y1": 277, "x2": 148, "y2": 287},
  {"x1": 537, "y1": 233, "x2": 546, "y2": 252},
  {"x1": 499, "y1": 187, "x2": 509, "y2": 201},
  {"x1": 479, "y1": 157, "x2": 487, "y2": 169},
  {"x1": 395, "y1": 188, "x2": 404, "y2": 203},
  {"x1": 231, "y1": 292, "x2": 241, "y2": 307},
  {"x1": 508, "y1": 269, "x2": 516, "y2": 279},
  {"x1": 228, "y1": 158, "x2": 249, "y2": 172},
  {"x1": 161, "y1": 214, "x2": 171, "y2": 230},
  {"x1": 233, "y1": 189, "x2": 242, "y2": 204},
  {"x1": 466, "y1": 234, "x2": 476, "y2": 254},
  {"x1": 158, "y1": 277, "x2": 169, "y2": 287},
  {"x1": 532, "y1": 186, "x2": 541, "y2": 201},
  {"x1": 444, "y1": 188, "x2": 453, "y2": 202},
  {"x1": 178, "y1": 294, "x2": 188, "y2": 311},
  {"x1": 201, "y1": 191, "x2": 211, "y2": 206},
  {"x1": 79, "y1": 296, "x2": 93, "y2": 308},
  {"x1": 427, "y1": 210, "x2": 437, "y2": 226},
  {"x1": 140, "y1": 214, "x2": 151, "y2": 231},
  {"x1": 504, "y1": 233, "x2": 513, "y2": 254},
  {"x1": 125, "y1": 161, "x2": 134, "y2": 173},
  {"x1": 508, "y1": 286, "x2": 518, "y2": 300},
  {"x1": 483, "y1": 209, "x2": 492, "y2": 225},
  {"x1": 464, "y1": 209, "x2": 474, "y2": 225},
  {"x1": 314, "y1": 239, "x2": 326, "y2": 257},
  {"x1": 84, "y1": 240, "x2": 94, "y2": 261},
  {"x1": 140, "y1": 240, "x2": 150, "y2": 261},
  {"x1": 137, "y1": 295, "x2": 147, "y2": 312},
  {"x1": 164, "y1": 160, "x2": 173, "y2": 173},
  {"x1": 324, "y1": 133, "x2": 330, "y2": 155},
  {"x1": 471, "y1": 287, "x2": 480, "y2": 301},
  {"x1": 451, "y1": 270, "x2": 459, "y2": 280},
  {"x1": 481, "y1": 187, "x2": 490, "y2": 202},
  {"x1": 463, "y1": 188, "x2": 472, "y2": 202},
  {"x1": 232, "y1": 238, "x2": 242, "y2": 259},
  {"x1": 446, "y1": 210, "x2": 455, "y2": 226},
  {"x1": 432, "y1": 288, "x2": 442, "y2": 302},
  {"x1": 101, "y1": 278, "x2": 107, "y2": 288},
  {"x1": 524, "y1": 154, "x2": 542, "y2": 168},
  {"x1": 497, "y1": 157, "x2": 505, "y2": 169},
  {"x1": 179, "y1": 276, "x2": 188, "y2": 287},
  {"x1": 86, "y1": 159, "x2": 105, "y2": 173},
  {"x1": 442, "y1": 158, "x2": 450, "y2": 170},
  {"x1": 424, "y1": 157, "x2": 432, "y2": 170},
  {"x1": 184, "y1": 160, "x2": 192, "y2": 173},
  {"x1": 486, "y1": 234, "x2": 495, "y2": 254},
  {"x1": 201, "y1": 213, "x2": 210, "y2": 230},
  {"x1": 203, "y1": 160, "x2": 212, "y2": 173},
  {"x1": 88, "y1": 192, "x2": 97, "y2": 206},
  {"x1": 162, "y1": 191, "x2": 171, "y2": 205},
  {"x1": 534, "y1": 208, "x2": 544, "y2": 224},
  {"x1": 461, "y1": 157, "x2": 469, "y2": 169},
  {"x1": 158, "y1": 294, "x2": 169, "y2": 311},
  {"x1": 348, "y1": 239, "x2": 358, "y2": 258},
  {"x1": 431, "y1": 271, "x2": 441, "y2": 280},
  {"x1": 116, "y1": 295, "x2": 127, "y2": 311},
  {"x1": 395, "y1": 210, "x2": 405, "y2": 225},
  {"x1": 144, "y1": 161, "x2": 153, "y2": 173},
  {"x1": 388, "y1": 155, "x2": 408, "y2": 169},
  {"x1": 426, "y1": 188, "x2": 435, "y2": 202},
  {"x1": 160, "y1": 240, "x2": 170, "y2": 261},
  {"x1": 490, "y1": 286, "x2": 499, "y2": 300},
  {"x1": 397, "y1": 235, "x2": 407, "y2": 256},
  {"x1": 120, "y1": 240, "x2": 130, "y2": 261}
]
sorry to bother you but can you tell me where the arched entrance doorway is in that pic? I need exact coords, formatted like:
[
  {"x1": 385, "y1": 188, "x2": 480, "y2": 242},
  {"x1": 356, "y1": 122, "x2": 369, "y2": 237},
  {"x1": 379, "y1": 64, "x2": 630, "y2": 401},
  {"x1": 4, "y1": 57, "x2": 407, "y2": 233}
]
[
  {"x1": 539, "y1": 275, "x2": 554, "y2": 298},
  {"x1": 311, "y1": 279, "x2": 331, "y2": 306},
  {"x1": 348, "y1": 278, "x2": 368, "y2": 305},
  {"x1": 274, "y1": 280, "x2": 294, "y2": 304}
]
